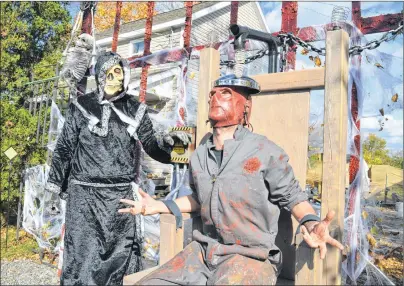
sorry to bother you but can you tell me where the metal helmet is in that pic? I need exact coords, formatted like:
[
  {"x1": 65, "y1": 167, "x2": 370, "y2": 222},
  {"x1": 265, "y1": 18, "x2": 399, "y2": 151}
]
[{"x1": 213, "y1": 74, "x2": 261, "y2": 95}]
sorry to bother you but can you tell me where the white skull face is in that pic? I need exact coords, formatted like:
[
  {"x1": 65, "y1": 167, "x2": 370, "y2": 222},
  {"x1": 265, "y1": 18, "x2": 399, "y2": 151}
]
[
  {"x1": 104, "y1": 64, "x2": 124, "y2": 98},
  {"x1": 76, "y1": 33, "x2": 94, "y2": 50}
]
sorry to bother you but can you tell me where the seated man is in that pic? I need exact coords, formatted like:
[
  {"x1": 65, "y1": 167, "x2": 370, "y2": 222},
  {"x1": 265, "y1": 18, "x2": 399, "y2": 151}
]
[{"x1": 119, "y1": 75, "x2": 344, "y2": 285}]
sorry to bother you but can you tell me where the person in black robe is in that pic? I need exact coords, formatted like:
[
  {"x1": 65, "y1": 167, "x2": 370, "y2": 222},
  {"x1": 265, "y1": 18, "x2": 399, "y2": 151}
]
[{"x1": 45, "y1": 51, "x2": 189, "y2": 285}]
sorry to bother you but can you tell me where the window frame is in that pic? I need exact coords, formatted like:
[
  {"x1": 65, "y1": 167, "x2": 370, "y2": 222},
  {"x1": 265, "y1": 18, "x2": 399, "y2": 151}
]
[{"x1": 129, "y1": 39, "x2": 145, "y2": 56}]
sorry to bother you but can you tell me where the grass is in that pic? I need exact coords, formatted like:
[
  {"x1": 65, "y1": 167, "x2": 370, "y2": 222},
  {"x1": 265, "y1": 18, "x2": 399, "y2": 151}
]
[
  {"x1": 306, "y1": 162, "x2": 403, "y2": 201},
  {"x1": 368, "y1": 165, "x2": 403, "y2": 201},
  {"x1": 1, "y1": 226, "x2": 40, "y2": 261}
]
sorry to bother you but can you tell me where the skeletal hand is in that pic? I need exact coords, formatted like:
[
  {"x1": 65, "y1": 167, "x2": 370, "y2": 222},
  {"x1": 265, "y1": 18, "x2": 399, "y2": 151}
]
[
  {"x1": 300, "y1": 210, "x2": 344, "y2": 259},
  {"x1": 163, "y1": 131, "x2": 192, "y2": 146}
]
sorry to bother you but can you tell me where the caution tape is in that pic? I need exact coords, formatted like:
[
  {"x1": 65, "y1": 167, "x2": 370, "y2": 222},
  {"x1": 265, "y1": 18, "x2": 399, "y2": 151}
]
[
  {"x1": 171, "y1": 157, "x2": 189, "y2": 163},
  {"x1": 170, "y1": 126, "x2": 193, "y2": 132}
]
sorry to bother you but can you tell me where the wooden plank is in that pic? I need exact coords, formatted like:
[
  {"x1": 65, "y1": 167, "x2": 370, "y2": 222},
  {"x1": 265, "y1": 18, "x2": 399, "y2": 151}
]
[
  {"x1": 196, "y1": 48, "x2": 220, "y2": 146},
  {"x1": 249, "y1": 89, "x2": 310, "y2": 281},
  {"x1": 251, "y1": 68, "x2": 325, "y2": 93},
  {"x1": 320, "y1": 29, "x2": 349, "y2": 285},
  {"x1": 159, "y1": 213, "x2": 201, "y2": 265},
  {"x1": 123, "y1": 266, "x2": 159, "y2": 285},
  {"x1": 295, "y1": 234, "x2": 323, "y2": 285}
]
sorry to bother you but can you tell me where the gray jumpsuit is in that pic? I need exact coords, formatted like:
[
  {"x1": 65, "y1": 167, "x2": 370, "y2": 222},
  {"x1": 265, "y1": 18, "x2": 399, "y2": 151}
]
[{"x1": 138, "y1": 125, "x2": 308, "y2": 285}]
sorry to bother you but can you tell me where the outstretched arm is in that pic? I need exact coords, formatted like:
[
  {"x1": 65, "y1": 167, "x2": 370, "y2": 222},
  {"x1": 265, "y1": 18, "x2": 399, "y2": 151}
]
[
  {"x1": 119, "y1": 190, "x2": 200, "y2": 216},
  {"x1": 119, "y1": 165, "x2": 201, "y2": 215},
  {"x1": 264, "y1": 144, "x2": 343, "y2": 259}
]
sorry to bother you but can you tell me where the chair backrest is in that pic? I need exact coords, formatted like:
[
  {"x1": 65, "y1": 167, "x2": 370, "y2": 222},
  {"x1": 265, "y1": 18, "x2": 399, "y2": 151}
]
[{"x1": 250, "y1": 71, "x2": 322, "y2": 280}]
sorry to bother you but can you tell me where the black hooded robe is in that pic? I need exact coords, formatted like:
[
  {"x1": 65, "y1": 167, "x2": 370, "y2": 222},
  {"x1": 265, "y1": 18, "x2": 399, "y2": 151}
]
[{"x1": 46, "y1": 52, "x2": 171, "y2": 285}]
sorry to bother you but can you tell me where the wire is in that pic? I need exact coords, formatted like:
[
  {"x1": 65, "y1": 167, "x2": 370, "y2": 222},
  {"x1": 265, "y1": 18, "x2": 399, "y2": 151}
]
[{"x1": 300, "y1": 6, "x2": 332, "y2": 19}]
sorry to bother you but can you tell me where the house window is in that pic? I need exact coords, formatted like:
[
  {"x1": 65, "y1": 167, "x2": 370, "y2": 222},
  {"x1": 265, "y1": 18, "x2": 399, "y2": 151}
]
[{"x1": 130, "y1": 40, "x2": 144, "y2": 56}]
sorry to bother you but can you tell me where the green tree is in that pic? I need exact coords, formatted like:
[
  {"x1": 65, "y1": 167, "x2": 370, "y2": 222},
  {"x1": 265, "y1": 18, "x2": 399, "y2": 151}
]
[
  {"x1": 0, "y1": 100, "x2": 47, "y2": 203},
  {"x1": 363, "y1": 134, "x2": 390, "y2": 165},
  {"x1": 389, "y1": 150, "x2": 403, "y2": 169},
  {"x1": 0, "y1": 2, "x2": 71, "y2": 93}
]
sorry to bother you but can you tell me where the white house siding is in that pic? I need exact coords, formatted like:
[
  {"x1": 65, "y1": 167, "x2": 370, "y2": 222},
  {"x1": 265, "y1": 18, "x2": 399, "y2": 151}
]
[
  {"x1": 107, "y1": 28, "x2": 182, "y2": 59},
  {"x1": 190, "y1": 4, "x2": 231, "y2": 47},
  {"x1": 190, "y1": 2, "x2": 267, "y2": 47},
  {"x1": 150, "y1": 27, "x2": 182, "y2": 53},
  {"x1": 116, "y1": 43, "x2": 130, "y2": 59},
  {"x1": 238, "y1": 2, "x2": 266, "y2": 32}
]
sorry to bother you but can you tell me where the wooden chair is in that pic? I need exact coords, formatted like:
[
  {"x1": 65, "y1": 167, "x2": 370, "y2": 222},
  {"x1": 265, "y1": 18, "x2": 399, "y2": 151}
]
[{"x1": 124, "y1": 28, "x2": 349, "y2": 285}]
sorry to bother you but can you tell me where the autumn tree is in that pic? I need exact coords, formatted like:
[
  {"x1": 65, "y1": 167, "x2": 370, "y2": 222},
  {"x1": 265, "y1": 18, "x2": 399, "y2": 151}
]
[
  {"x1": 94, "y1": 2, "x2": 155, "y2": 32},
  {"x1": 363, "y1": 134, "x2": 390, "y2": 165}
]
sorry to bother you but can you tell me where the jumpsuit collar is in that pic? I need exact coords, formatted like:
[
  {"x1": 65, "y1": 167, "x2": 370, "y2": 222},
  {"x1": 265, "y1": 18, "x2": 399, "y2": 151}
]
[{"x1": 205, "y1": 125, "x2": 250, "y2": 175}]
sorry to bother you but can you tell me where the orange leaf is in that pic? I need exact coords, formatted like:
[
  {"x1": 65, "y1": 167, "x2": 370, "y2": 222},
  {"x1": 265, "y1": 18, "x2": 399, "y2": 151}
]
[
  {"x1": 301, "y1": 49, "x2": 309, "y2": 55},
  {"x1": 391, "y1": 93, "x2": 398, "y2": 102},
  {"x1": 314, "y1": 56, "x2": 321, "y2": 67},
  {"x1": 374, "y1": 63, "x2": 384, "y2": 69}
]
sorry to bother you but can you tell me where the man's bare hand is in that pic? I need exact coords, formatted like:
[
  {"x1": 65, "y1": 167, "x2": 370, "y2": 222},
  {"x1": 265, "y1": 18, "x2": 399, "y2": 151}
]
[
  {"x1": 118, "y1": 189, "x2": 160, "y2": 216},
  {"x1": 300, "y1": 210, "x2": 344, "y2": 259}
]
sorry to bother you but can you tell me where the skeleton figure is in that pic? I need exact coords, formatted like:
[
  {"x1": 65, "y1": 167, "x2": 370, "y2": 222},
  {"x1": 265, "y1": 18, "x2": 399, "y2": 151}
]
[{"x1": 60, "y1": 33, "x2": 95, "y2": 96}]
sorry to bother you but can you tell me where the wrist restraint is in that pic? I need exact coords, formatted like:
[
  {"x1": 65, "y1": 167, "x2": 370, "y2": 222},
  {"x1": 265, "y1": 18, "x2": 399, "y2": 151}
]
[
  {"x1": 162, "y1": 200, "x2": 183, "y2": 231},
  {"x1": 296, "y1": 214, "x2": 321, "y2": 235}
]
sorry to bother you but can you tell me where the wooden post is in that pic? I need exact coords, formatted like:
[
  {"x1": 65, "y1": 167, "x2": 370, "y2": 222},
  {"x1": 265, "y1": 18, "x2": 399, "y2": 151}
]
[
  {"x1": 139, "y1": 1, "x2": 155, "y2": 103},
  {"x1": 183, "y1": 2, "x2": 193, "y2": 53},
  {"x1": 196, "y1": 48, "x2": 220, "y2": 146},
  {"x1": 77, "y1": 1, "x2": 95, "y2": 96},
  {"x1": 320, "y1": 29, "x2": 349, "y2": 285},
  {"x1": 111, "y1": 1, "x2": 123, "y2": 52},
  {"x1": 280, "y1": 1, "x2": 298, "y2": 71},
  {"x1": 230, "y1": 1, "x2": 239, "y2": 25}
]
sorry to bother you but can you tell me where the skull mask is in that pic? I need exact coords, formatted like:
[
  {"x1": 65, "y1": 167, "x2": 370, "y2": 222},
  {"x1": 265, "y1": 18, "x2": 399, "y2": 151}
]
[{"x1": 104, "y1": 64, "x2": 124, "y2": 98}]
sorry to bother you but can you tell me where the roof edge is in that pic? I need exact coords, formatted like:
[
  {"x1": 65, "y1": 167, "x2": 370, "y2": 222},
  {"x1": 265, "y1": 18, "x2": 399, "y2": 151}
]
[
  {"x1": 96, "y1": 2, "x2": 231, "y2": 46},
  {"x1": 254, "y1": 2, "x2": 270, "y2": 33}
]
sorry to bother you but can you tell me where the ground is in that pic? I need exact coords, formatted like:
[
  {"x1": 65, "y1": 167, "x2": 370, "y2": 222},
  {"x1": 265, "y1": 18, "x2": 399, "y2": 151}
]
[
  {"x1": 1, "y1": 227, "x2": 59, "y2": 285},
  {"x1": 367, "y1": 165, "x2": 403, "y2": 201}
]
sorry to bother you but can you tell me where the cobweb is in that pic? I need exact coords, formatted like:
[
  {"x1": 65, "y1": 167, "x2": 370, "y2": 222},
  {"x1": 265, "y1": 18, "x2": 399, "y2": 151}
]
[{"x1": 298, "y1": 21, "x2": 402, "y2": 285}]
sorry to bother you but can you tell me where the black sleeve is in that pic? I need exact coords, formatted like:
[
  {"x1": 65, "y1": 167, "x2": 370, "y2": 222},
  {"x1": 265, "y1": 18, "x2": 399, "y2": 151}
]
[
  {"x1": 47, "y1": 103, "x2": 80, "y2": 193},
  {"x1": 137, "y1": 111, "x2": 172, "y2": 164}
]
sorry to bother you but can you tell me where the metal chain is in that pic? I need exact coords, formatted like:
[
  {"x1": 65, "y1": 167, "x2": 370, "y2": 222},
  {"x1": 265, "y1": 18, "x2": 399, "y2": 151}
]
[
  {"x1": 349, "y1": 22, "x2": 403, "y2": 56},
  {"x1": 278, "y1": 33, "x2": 327, "y2": 56},
  {"x1": 220, "y1": 21, "x2": 403, "y2": 66}
]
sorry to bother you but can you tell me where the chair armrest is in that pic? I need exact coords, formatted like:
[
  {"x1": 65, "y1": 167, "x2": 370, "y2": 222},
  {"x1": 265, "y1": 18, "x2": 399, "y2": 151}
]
[
  {"x1": 159, "y1": 212, "x2": 202, "y2": 264},
  {"x1": 123, "y1": 266, "x2": 159, "y2": 285}
]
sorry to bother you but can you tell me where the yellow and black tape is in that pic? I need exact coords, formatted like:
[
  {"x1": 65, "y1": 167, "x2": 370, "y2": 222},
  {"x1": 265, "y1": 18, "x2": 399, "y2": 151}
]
[
  {"x1": 171, "y1": 157, "x2": 189, "y2": 163},
  {"x1": 170, "y1": 127, "x2": 192, "y2": 132}
]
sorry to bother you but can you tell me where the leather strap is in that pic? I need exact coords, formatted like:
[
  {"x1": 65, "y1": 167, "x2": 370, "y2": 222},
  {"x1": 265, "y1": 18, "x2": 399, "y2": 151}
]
[
  {"x1": 162, "y1": 200, "x2": 183, "y2": 231},
  {"x1": 296, "y1": 214, "x2": 321, "y2": 234}
]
